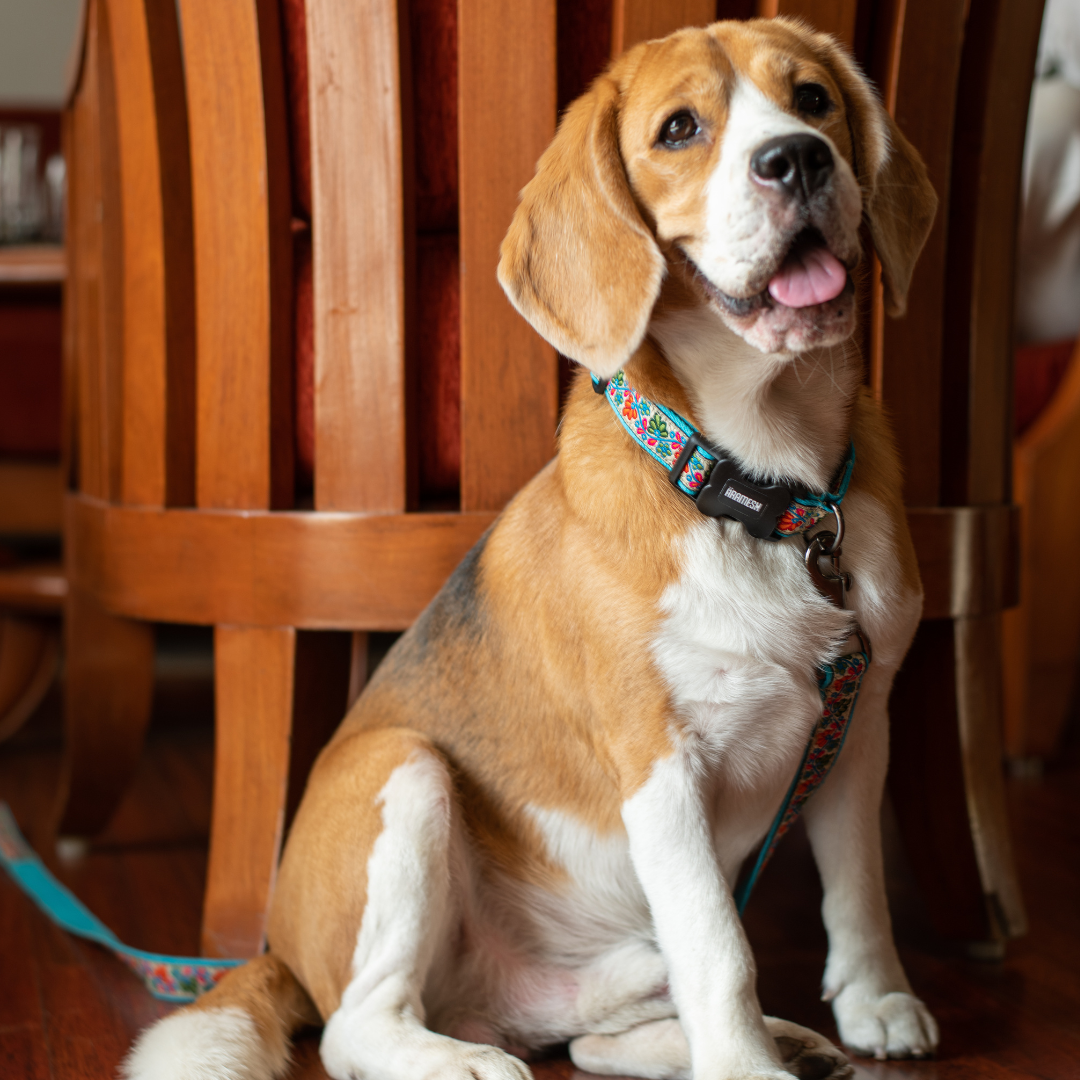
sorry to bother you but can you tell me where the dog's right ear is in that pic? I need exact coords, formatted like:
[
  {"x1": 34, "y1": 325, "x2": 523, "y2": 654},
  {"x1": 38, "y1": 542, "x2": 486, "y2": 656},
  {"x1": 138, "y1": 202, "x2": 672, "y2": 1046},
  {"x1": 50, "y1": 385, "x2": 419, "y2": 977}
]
[{"x1": 498, "y1": 70, "x2": 665, "y2": 379}]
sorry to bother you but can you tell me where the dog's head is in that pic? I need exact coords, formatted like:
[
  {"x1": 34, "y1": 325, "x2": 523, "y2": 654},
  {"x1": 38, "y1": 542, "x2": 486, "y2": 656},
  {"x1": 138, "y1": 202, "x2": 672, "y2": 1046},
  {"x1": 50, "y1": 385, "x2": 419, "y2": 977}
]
[{"x1": 498, "y1": 18, "x2": 937, "y2": 375}]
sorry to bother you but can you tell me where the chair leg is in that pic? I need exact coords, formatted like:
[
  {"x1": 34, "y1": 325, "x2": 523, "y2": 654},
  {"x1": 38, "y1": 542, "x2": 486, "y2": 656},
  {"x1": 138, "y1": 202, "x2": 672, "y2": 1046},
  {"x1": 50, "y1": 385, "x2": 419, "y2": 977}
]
[
  {"x1": 889, "y1": 616, "x2": 1027, "y2": 945},
  {"x1": 202, "y1": 625, "x2": 296, "y2": 959},
  {"x1": 54, "y1": 588, "x2": 155, "y2": 837},
  {"x1": 954, "y1": 613, "x2": 1028, "y2": 940}
]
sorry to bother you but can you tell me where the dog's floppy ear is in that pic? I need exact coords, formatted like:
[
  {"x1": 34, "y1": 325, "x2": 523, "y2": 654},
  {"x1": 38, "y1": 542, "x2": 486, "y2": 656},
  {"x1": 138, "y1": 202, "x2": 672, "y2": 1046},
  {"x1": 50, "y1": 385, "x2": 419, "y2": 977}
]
[
  {"x1": 812, "y1": 32, "x2": 937, "y2": 317},
  {"x1": 865, "y1": 115, "x2": 938, "y2": 317},
  {"x1": 498, "y1": 68, "x2": 665, "y2": 378}
]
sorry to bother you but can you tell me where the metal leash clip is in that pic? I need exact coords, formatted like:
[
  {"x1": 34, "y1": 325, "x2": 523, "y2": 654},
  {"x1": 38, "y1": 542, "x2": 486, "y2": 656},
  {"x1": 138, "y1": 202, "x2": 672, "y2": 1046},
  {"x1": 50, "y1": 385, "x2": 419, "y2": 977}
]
[
  {"x1": 804, "y1": 504, "x2": 873, "y2": 661},
  {"x1": 803, "y1": 503, "x2": 851, "y2": 609}
]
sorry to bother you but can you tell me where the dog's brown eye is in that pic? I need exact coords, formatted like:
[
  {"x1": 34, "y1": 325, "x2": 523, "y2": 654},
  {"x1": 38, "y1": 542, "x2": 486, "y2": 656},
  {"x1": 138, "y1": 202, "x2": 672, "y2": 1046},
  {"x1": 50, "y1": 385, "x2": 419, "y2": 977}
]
[
  {"x1": 794, "y1": 83, "x2": 831, "y2": 117},
  {"x1": 659, "y1": 111, "x2": 699, "y2": 147}
]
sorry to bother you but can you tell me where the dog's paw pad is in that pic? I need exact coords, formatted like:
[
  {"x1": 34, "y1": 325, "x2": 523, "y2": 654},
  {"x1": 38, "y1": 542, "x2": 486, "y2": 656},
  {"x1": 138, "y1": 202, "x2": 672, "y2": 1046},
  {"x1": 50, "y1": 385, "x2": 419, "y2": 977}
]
[{"x1": 833, "y1": 989, "x2": 939, "y2": 1059}]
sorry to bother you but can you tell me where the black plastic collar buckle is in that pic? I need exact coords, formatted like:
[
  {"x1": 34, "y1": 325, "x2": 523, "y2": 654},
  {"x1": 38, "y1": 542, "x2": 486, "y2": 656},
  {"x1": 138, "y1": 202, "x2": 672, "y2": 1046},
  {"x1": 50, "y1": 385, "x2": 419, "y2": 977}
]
[{"x1": 668, "y1": 433, "x2": 792, "y2": 540}]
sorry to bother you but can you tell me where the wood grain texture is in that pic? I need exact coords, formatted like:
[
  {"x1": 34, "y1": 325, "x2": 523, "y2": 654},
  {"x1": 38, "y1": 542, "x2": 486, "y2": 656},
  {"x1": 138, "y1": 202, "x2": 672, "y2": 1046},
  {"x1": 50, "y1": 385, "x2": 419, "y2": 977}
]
[
  {"x1": 954, "y1": 612, "x2": 1027, "y2": 939},
  {"x1": 106, "y1": 0, "x2": 169, "y2": 508},
  {"x1": 55, "y1": 586, "x2": 155, "y2": 838},
  {"x1": 944, "y1": 0, "x2": 1044, "y2": 506},
  {"x1": 0, "y1": 462, "x2": 63, "y2": 533},
  {"x1": 459, "y1": 0, "x2": 558, "y2": 512},
  {"x1": 177, "y1": 0, "x2": 292, "y2": 510},
  {"x1": 307, "y1": 0, "x2": 407, "y2": 513},
  {"x1": 202, "y1": 625, "x2": 295, "y2": 958},
  {"x1": 69, "y1": 0, "x2": 122, "y2": 504},
  {"x1": 756, "y1": 0, "x2": 857, "y2": 49},
  {"x1": 144, "y1": 0, "x2": 197, "y2": 508},
  {"x1": 1003, "y1": 340, "x2": 1080, "y2": 761},
  {"x1": 66, "y1": 493, "x2": 496, "y2": 630},
  {"x1": 868, "y1": 0, "x2": 967, "y2": 506},
  {"x1": 612, "y1": 0, "x2": 717, "y2": 53}
]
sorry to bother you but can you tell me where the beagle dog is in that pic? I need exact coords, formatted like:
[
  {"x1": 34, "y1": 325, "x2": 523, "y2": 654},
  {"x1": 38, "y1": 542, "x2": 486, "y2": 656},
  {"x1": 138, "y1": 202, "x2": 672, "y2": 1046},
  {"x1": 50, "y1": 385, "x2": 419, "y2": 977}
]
[{"x1": 126, "y1": 17, "x2": 939, "y2": 1080}]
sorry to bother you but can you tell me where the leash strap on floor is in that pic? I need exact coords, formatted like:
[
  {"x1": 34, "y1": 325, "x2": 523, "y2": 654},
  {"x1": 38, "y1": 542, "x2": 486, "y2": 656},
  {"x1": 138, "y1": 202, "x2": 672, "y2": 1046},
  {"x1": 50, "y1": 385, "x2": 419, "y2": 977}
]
[
  {"x1": 733, "y1": 648, "x2": 869, "y2": 915},
  {"x1": 0, "y1": 802, "x2": 241, "y2": 1001}
]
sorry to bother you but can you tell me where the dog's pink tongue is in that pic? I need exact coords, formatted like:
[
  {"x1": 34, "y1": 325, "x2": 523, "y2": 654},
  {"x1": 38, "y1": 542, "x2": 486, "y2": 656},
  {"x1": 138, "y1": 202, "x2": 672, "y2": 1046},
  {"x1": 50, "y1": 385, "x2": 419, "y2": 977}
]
[{"x1": 768, "y1": 246, "x2": 846, "y2": 308}]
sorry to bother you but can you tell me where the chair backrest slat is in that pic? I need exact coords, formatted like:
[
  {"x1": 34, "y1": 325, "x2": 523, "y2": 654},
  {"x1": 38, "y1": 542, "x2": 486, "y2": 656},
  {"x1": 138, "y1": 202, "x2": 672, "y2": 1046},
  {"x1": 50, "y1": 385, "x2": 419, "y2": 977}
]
[
  {"x1": 106, "y1": 0, "x2": 195, "y2": 509},
  {"x1": 757, "y1": 0, "x2": 857, "y2": 47},
  {"x1": 308, "y1": 0, "x2": 407, "y2": 514},
  {"x1": 869, "y1": 0, "x2": 968, "y2": 507},
  {"x1": 177, "y1": 0, "x2": 293, "y2": 510},
  {"x1": 946, "y1": 0, "x2": 1043, "y2": 505},
  {"x1": 613, "y1": 0, "x2": 720, "y2": 53},
  {"x1": 69, "y1": 0, "x2": 124, "y2": 504},
  {"x1": 458, "y1": 0, "x2": 558, "y2": 513}
]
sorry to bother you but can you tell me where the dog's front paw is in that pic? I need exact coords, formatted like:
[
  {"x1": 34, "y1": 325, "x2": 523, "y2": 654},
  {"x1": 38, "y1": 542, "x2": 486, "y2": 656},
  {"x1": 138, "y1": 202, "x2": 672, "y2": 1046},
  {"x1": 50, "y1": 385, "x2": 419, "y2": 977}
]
[
  {"x1": 764, "y1": 1017, "x2": 852, "y2": 1080},
  {"x1": 831, "y1": 988, "x2": 939, "y2": 1060}
]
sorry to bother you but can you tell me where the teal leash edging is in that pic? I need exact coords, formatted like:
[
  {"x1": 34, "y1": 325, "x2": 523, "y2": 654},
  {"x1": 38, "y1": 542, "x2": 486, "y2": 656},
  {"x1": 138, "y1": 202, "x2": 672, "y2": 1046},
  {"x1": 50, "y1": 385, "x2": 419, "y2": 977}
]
[{"x1": 0, "y1": 802, "x2": 241, "y2": 1001}]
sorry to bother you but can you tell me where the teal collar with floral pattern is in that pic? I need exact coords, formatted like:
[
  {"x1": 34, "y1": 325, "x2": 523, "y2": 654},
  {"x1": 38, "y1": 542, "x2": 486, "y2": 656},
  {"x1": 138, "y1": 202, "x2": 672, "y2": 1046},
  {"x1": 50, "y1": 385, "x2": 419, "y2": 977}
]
[{"x1": 592, "y1": 369, "x2": 854, "y2": 540}]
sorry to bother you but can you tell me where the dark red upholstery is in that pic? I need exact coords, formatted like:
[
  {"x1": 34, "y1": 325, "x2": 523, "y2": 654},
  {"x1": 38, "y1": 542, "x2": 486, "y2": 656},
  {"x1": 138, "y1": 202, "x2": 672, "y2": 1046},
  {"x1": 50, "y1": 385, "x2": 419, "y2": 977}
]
[{"x1": 1014, "y1": 339, "x2": 1076, "y2": 438}]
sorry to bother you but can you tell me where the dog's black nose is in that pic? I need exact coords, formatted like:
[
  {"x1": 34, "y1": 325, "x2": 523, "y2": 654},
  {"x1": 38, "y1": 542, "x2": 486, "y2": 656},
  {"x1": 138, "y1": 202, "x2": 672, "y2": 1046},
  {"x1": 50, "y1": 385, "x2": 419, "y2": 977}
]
[{"x1": 750, "y1": 134, "x2": 834, "y2": 201}]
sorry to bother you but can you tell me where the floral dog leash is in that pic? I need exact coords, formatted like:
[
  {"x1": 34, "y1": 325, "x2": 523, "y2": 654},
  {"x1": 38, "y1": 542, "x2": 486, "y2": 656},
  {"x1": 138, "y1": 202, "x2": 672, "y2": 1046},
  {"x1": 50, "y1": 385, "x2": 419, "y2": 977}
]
[{"x1": 0, "y1": 802, "x2": 241, "y2": 1001}]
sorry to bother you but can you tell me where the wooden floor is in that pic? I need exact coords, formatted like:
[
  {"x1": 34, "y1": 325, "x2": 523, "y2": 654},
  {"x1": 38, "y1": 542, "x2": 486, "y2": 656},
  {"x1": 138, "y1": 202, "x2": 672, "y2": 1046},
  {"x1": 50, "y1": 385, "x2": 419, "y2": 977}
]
[{"x1": 1, "y1": 644, "x2": 1078, "y2": 1080}]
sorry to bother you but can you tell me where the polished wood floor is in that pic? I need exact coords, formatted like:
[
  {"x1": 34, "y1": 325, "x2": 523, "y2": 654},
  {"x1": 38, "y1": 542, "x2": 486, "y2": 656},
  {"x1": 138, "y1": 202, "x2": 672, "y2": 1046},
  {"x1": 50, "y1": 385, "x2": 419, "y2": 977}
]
[{"x1": 1, "y1": 642, "x2": 1078, "y2": 1080}]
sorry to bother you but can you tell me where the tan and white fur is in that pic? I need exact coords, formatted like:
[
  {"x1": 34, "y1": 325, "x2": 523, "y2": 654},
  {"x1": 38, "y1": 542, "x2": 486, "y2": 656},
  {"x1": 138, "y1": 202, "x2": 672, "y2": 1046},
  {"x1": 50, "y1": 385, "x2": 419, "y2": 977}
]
[{"x1": 124, "y1": 18, "x2": 940, "y2": 1080}]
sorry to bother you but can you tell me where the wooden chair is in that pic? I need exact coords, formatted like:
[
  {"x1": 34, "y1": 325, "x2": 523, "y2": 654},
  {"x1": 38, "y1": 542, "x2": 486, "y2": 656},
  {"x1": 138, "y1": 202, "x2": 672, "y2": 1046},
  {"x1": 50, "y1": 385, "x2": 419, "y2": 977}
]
[
  {"x1": 61, "y1": 0, "x2": 568, "y2": 959},
  {"x1": 61, "y1": 0, "x2": 1037, "y2": 960}
]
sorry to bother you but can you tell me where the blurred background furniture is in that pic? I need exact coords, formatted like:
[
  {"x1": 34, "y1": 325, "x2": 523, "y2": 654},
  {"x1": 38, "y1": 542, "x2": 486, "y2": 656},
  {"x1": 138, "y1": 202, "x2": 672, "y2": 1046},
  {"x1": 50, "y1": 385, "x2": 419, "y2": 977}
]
[
  {"x1": 1003, "y1": 1, "x2": 1080, "y2": 768},
  {"x1": 58, "y1": 0, "x2": 1042, "y2": 960},
  {"x1": 0, "y1": 106, "x2": 67, "y2": 749}
]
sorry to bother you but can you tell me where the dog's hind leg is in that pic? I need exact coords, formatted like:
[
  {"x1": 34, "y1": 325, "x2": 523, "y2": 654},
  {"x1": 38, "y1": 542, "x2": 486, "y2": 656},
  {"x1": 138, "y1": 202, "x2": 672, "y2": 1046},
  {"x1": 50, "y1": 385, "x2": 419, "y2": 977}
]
[
  {"x1": 570, "y1": 1017, "x2": 851, "y2": 1080},
  {"x1": 291, "y1": 732, "x2": 531, "y2": 1080}
]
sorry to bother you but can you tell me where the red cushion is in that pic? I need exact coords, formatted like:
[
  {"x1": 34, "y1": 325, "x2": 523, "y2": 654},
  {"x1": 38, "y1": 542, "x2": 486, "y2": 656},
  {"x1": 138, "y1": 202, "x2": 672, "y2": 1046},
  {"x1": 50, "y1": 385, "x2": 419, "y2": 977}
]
[
  {"x1": 1015, "y1": 339, "x2": 1076, "y2": 438},
  {"x1": 280, "y1": 0, "x2": 311, "y2": 221},
  {"x1": 411, "y1": 0, "x2": 458, "y2": 234},
  {"x1": 0, "y1": 300, "x2": 62, "y2": 457}
]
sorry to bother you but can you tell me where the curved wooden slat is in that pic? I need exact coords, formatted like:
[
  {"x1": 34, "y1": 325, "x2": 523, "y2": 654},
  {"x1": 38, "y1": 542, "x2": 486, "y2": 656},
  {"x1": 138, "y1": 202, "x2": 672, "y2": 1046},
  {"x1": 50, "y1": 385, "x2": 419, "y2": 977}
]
[
  {"x1": 307, "y1": 0, "x2": 406, "y2": 513},
  {"x1": 757, "y1": 0, "x2": 857, "y2": 49},
  {"x1": 868, "y1": 0, "x2": 968, "y2": 507},
  {"x1": 0, "y1": 616, "x2": 60, "y2": 744},
  {"x1": 66, "y1": 494, "x2": 496, "y2": 630},
  {"x1": 459, "y1": 0, "x2": 558, "y2": 512},
  {"x1": 105, "y1": 0, "x2": 167, "y2": 507},
  {"x1": 106, "y1": 0, "x2": 196, "y2": 509},
  {"x1": 176, "y1": 0, "x2": 292, "y2": 510},
  {"x1": 950, "y1": 0, "x2": 1044, "y2": 506}
]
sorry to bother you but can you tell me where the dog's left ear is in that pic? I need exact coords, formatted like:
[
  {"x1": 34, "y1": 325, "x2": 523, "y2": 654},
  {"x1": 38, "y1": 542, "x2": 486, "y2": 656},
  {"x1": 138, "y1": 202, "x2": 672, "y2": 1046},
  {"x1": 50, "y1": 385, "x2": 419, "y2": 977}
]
[
  {"x1": 815, "y1": 35, "x2": 938, "y2": 317},
  {"x1": 865, "y1": 116, "x2": 938, "y2": 317},
  {"x1": 498, "y1": 62, "x2": 665, "y2": 378}
]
